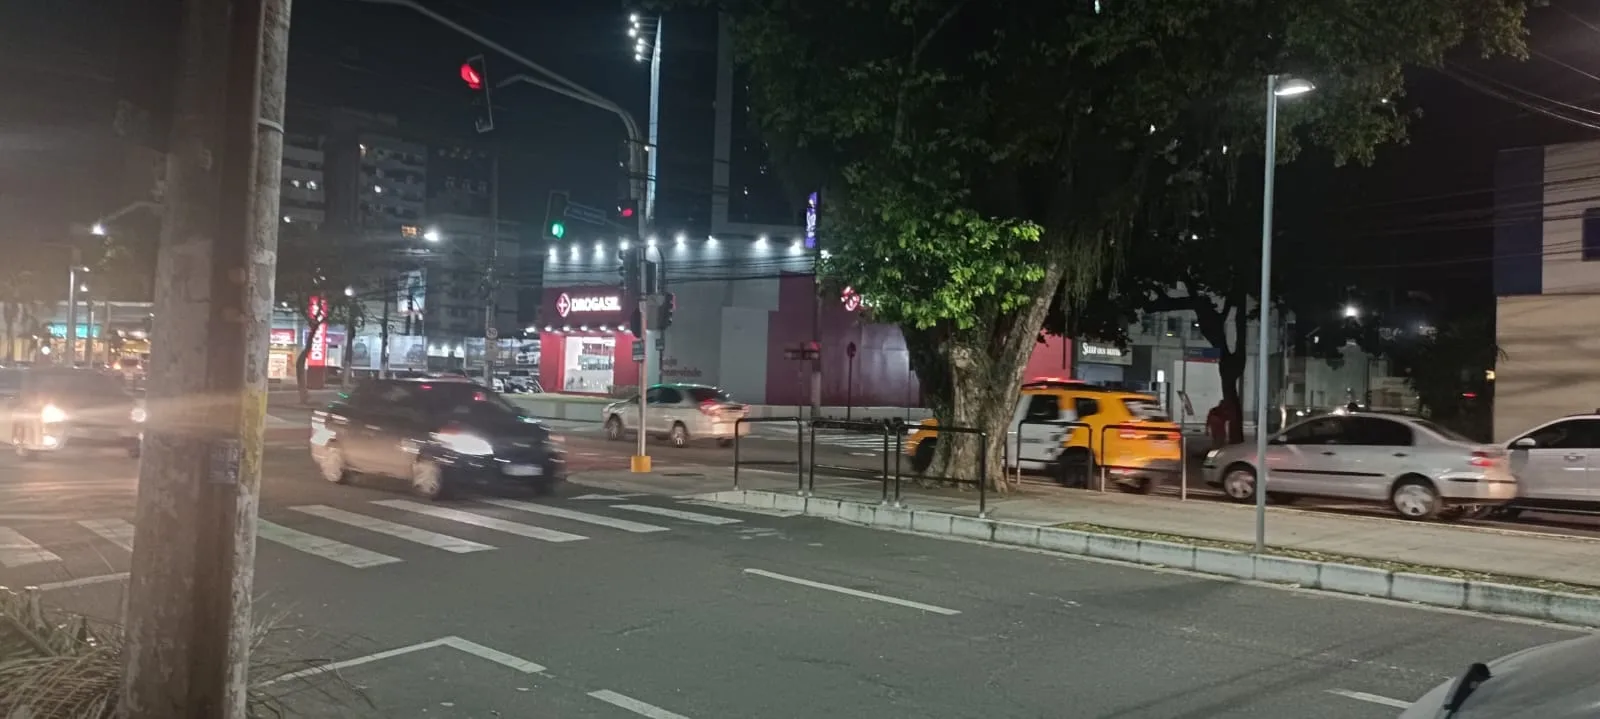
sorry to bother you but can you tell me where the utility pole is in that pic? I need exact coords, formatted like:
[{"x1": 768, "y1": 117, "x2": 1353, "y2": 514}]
[
  {"x1": 483, "y1": 153, "x2": 500, "y2": 387},
  {"x1": 119, "y1": 0, "x2": 289, "y2": 716},
  {"x1": 379, "y1": 275, "x2": 391, "y2": 378},
  {"x1": 66, "y1": 248, "x2": 82, "y2": 364}
]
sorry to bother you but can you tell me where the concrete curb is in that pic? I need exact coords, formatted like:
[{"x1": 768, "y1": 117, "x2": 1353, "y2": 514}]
[{"x1": 697, "y1": 489, "x2": 1600, "y2": 627}]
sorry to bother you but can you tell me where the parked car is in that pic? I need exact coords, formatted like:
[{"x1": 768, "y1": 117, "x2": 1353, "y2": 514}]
[
  {"x1": 1202, "y1": 411, "x2": 1515, "y2": 520},
  {"x1": 602, "y1": 383, "x2": 748, "y2": 447},
  {"x1": 0, "y1": 366, "x2": 143, "y2": 460},
  {"x1": 310, "y1": 377, "x2": 565, "y2": 499},
  {"x1": 903, "y1": 379, "x2": 1182, "y2": 492},
  {"x1": 1492, "y1": 412, "x2": 1600, "y2": 519},
  {"x1": 1399, "y1": 633, "x2": 1600, "y2": 718}
]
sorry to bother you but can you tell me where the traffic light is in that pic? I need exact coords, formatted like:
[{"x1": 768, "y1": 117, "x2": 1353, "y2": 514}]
[
  {"x1": 616, "y1": 246, "x2": 640, "y2": 295},
  {"x1": 656, "y1": 292, "x2": 675, "y2": 331},
  {"x1": 616, "y1": 198, "x2": 637, "y2": 222},
  {"x1": 460, "y1": 55, "x2": 493, "y2": 133},
  {"x1": 544, "y1": 191, "x2": 570, "y2": 241},
  {"x1": 628, "y1": 306, "x2": 643, "y2": 338}
]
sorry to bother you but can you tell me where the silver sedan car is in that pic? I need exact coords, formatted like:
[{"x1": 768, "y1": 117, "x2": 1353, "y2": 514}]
[{"x1": 1202, "y1": 412, "x2": 1516, "y2": 520}]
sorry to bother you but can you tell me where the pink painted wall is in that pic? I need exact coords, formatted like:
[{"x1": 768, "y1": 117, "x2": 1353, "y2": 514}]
[
  {"x1": 765, "y1": 274, "x2": 923, "y2": 407},
  {"x1": 1022, "y1": 334, "x2": 1073, "y2": 382}
]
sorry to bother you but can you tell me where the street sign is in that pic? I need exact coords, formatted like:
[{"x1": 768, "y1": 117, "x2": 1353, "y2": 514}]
[
  {"x1": 655, "y1": 336, "x2": 665, "y2": 351},
  {"x1": 485, "y1": 327, "x2": 499, "y2": 340},
  {"x1": 566, "y1": 200, "x2": 611, "y2": 227},
  {"x1": 632, "y1": 342, "x2": 645, "y2": 362}
]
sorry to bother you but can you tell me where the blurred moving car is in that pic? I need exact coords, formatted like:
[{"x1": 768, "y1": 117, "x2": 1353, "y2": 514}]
[
  {"x1": 0, "y1": 367, "x2": 143, "y2": 460},
  {"x1": 903, "y1": 379, "x2": 1182, "y2": 493},
  {"x1": 311, "y1": 377, "x2": 565, "y2": 499},
  {"x1": 1202, "y1": 411, "x2": 1514, "y2": 520},
  {"x1": 1399, "y1": 633, "x2": 1600, "y2": 718},
  {"x1": 602, "y1": 383, "x2": 749, "y2": 448}
]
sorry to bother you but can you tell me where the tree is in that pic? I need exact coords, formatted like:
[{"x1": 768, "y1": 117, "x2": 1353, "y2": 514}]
[
  {"x1": 274, "y1": 222, "x2": 373, "y2": 403},
  {"x1": 704, "y1": 0, "x2": 1532, "y2": 486},
  {"x1": 0, "y1": 268, "x2": 47, "y2": 362}
]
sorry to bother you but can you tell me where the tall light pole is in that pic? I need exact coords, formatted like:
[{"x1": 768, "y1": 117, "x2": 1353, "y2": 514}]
[
  {"x1": 630, "y1": 12, "x2": 662, "y2": 225},
  {"x1": 1253, "y1": 74, "x2": 1314, "y2": 553}
]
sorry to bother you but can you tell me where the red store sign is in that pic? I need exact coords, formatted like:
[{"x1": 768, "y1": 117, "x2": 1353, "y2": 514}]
[
  {"x1": 307, "y1": 296, "x2": 329, "y2": 367},
  {"x1": 546, "y1": 287, "x2": 629, "y2": 326}
]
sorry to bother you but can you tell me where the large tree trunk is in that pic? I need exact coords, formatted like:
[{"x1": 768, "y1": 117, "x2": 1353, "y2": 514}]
[{"x1": 930, "y1": 258, "x2": 1066, "y2": 493}]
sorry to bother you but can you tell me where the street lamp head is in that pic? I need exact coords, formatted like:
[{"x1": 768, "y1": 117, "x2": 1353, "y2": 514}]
[
  {"x1": 1274, "y1": 77, "x2": 1316, "y2": 97},
  {"x1": 344, "y1": 286, "x2": 356, "y2": 297},
  {"x1": 1343, "y1": 304, "x2": 1360, "y2": 319},
  {"x1": 90, "y1": 223, "x2": 107, "y2": 236}
]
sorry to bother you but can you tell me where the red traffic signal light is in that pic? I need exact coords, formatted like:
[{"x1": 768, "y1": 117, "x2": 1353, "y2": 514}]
[
  {"x1": 618, "y1": 203, "x2": 636, "y2": 219},
  {"x1": 460, "y1": 62, "x2": 484, "y2": 90}
]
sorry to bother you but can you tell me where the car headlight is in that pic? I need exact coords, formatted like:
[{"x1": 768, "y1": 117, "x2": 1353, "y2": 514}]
[
  {"x1": 1204, "y1": 449, "x2": 1220, "y2": 460},
  {"x1": 131, "y1": 407, "x2": 147, "y2": 423},
  {"x1": 41, "y1": 404, "x2": 68, "y2": 424},
  {"x1": 432, "y1": 431, "x2": 494, "y2": 456}
]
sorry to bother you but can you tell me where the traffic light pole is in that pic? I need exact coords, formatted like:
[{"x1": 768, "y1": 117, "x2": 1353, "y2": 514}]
[
  {"x1": 483, "y1": 153, "x2": 500, "y2": 387},
  {"x1": 634, "y1": 288, "x2": 650, "y2": 472}
]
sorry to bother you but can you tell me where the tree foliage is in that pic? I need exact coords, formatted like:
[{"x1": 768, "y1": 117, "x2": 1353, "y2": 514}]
[
  {"x1": 696, "y1": 0, "x2": 1534, "y2": 484},
  {"x1": 274, "y1": 223, "x2": 377, "y2": 399}
]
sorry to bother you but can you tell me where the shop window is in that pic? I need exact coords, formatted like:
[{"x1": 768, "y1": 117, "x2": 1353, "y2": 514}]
[{"x1": 563, "y1": 337, "x2": 616, "y2": 392}]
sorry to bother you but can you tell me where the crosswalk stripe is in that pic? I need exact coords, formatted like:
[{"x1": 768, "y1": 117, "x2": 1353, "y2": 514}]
[
  {"x1": 476, "y1": 499, "x2": 670, "y2": 533},
  {"x1": 677, "y1": 500, "x2": 800, "y2": 518},
  {"x1": 78, "y1": 518, "x2": 136, "y2": 552},
  {"x1": 0, "y1": 526, "x2": 59, "y2": 568},
  {"x1": 611, "y1": 504, "x2": 743, "y2": 525},
  {"x1": 256, "y1": 520, "x2": 403, "y2": 568},
  {"x1": 289, "y1": 505, "x2": 496, "y2": 554},
  {"x1": 372, "y1": 500, "x2": 588, "y2": 543}
]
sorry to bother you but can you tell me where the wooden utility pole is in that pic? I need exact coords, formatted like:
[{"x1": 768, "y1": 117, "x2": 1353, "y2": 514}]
[{"x1": 118, "y1": 0, "x2": 291, "y2": 716}]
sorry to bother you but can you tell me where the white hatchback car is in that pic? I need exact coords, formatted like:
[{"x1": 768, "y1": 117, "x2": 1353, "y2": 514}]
[
  {"x1": 603, "y1": 383, "x2": 749, "y2": 447},
  {"x1": 1202, "y1": 411, "x2": 1516, "y2": 520}
]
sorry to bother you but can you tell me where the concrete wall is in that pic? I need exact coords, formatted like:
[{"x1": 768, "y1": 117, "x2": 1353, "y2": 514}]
[{"x1": 1494, "y1": 293, "x2": 1600, "y2": 441}]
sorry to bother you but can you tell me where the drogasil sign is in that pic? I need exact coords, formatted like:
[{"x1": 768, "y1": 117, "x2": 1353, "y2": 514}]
[{"x1": 555, "y1": 293, "x2": 621, "y2": 318}]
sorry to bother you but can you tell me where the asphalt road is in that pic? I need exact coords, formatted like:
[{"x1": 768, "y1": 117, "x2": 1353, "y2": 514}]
[{"x1": 0, "y1": 436, "x2": 1586, "y2": 717}]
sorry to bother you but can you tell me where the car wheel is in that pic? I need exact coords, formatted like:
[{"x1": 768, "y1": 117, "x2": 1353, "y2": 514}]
[
  {"x1": 531, "y1": 478, "x2": 560, "y2": 497},
  {"x1": 670, "y1": 422, "x2": 689, "y2": 448},
  {"x1": 605, "y1": 416, "x2": 624, "y2": 441},
  {"x1": 911, "y1": 439, "x2": 936, "y2": 474},
  {"x1": 1054, "y1": 449, "x2": 1092, "y2": 488},
  {"x1": 1390, "y1": 477, "x2": 1442, "y2": 520},
  {"x1": 411, "y1": 459, "x2": 447, "y2": 500},
  {"x1": 1221, "y1": 465, "x2": 1256, "y2": 502},
  {"x1": 318, "y1": 444, "x2": 349, "y2": 484},
  {"x1": 717, "y1": 437, "x2": 734, "y2": 448}
]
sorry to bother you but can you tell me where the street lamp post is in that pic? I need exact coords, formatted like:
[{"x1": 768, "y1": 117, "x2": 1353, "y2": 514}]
[{"x1": 1253, "y1": 73, "x2": 1314, "y2": 553}]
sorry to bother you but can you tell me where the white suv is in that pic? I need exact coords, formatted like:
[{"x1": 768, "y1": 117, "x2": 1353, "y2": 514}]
[{"x1": 603, "y1": 383, "x2": 749, "y2": 447}]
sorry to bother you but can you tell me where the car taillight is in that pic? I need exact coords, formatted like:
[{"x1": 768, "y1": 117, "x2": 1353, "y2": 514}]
[
  {"x1": 1469, "y1": 451, "x2": 1498, "y2": 467},
  {"x1": 699, "y1": 400, "x2": 719, "y2": 415},
  {"x1": 1118, "y1": 430, "x2": 1146, "y2": 439}
]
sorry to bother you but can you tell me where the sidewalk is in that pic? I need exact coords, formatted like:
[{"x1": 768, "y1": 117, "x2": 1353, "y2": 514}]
[{"x1": 571, "y1": 465, "x2": 1600, "y2": 589}]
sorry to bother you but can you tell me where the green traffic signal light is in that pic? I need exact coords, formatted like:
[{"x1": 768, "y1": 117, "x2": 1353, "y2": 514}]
[{"x1": 549, "y1": 221, "x2": 566, "y2": 239}]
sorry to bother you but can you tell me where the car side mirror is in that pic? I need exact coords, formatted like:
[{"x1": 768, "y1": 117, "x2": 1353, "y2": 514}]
[{"x1": 1512, "y1": 437, "x2": 1536, "y2": 450}]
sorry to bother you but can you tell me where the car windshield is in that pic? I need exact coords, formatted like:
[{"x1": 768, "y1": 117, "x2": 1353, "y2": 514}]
[
  {"x1": 1122, "y1": 398, "x2": 1171, "y2": 422},
  {"x1": 686, "y1": 387, "x2": 733, "y2": 403},
  {"x1": 1412, "y1": 418, "x2": 1473, "y2": 444}
]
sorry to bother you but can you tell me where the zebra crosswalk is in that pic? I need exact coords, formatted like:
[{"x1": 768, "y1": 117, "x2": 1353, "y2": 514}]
[{"x1": 0, "y1": 494, "x2": 770, "y2": 579}]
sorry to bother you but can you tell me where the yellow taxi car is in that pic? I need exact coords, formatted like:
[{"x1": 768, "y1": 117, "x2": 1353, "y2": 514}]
[{"x1": 903, "y1": 379, "x2": 1183, "y2": 492}]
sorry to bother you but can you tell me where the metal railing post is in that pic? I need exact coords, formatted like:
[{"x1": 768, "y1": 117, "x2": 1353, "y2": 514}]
[
  {"x1": 978, "y1": 430, "x2": 989, "y2": 518},
  {"x1": 1097, "y1": 426, "x2": 1107, "y2": 492},
  {"x1": 880, "y1": 422, "x2": 890, "y2": 504},
  {"x1": 795, "y1": 417, "x2": 805, "y2": 494},
  {"x1": 733, "y1": 418, "x2": 743, "y2": 489},
  {"x1": 806, "y1": 418, "x2": 817, "y2": 496},
  {"x1": 1180, "y1": 434, "x2": 1188, "y2": 501},
  {"x1": 893, "y1": 428, "x2": 904, "y2": 506}
]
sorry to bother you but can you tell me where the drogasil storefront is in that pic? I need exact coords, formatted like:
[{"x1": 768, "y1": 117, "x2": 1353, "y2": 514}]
[{"x1": 535, "y1": 288, "x2": 641, "y2": 395}]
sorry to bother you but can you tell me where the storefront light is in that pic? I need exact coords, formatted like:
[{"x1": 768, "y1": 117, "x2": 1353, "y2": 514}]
[
  {"x1": 595, "y1": 241, "x2": 605, "y2": 254},
  {"x1": 599, "y1": 325, "x2": 610, "y2": 332},
  {"x1": 548, "y1": 247, "x2": 557, "y2": 259},
  {"x1": 569, "y1": 243, "x2": 580, "y2": 258},
  {"x1": 757, "y1": 234, "x2": 769, "y2": 246},
  {"x1": 646, "y1": 236, "x2": 657, "y2": 247},
  {"x1": 580, "y1": 325, "x2": 589, "y2": 332},
  {"x1": 706, "y1": 235, "x2": 717, "y2": 245},
  {"x1": 674, "y1": 232, "x2": 686, "y2": 245},
  {"x1": 544, "y1": 325, "x2": 554, "y2": 332},
  {"x1": 620, "y1": 240, "x2": 630, "y2": 250}
]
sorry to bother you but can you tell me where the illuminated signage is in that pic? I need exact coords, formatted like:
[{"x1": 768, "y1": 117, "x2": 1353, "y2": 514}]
[
  {"x1": 555, "y1": 293, "x2": 621, "y2": 318},
  {"x1": 841, "y1": 286, "x2": 861, "y2": 312},
  {"x1": 269, "y1": 328, "x2": 296, "y2": 345},
  {"x1": 307, "y1": 296, "x2": 329, "y2": 367},
  {"x1": 805, "y1": 191, "x2": 819, "y2": 249}
]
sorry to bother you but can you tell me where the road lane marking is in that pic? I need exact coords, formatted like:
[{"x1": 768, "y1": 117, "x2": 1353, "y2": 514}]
[
  {"x1": 573, "y1": 493, "x2": 649, "y2": 501},
  {"x1": 255, "y1": 521, "x2": 402, "y2": 568},
  {"x1": 37, "y1": 572, "x2": 129, "y2": 592},
  {"x1": 588, "y1": 689, "x2": 692, "y2": 719},
  {"x1": 676, "y1": 500, "x2": 800, "y2": 518},
  {"x1": 0, "y1": 526, "x2": 59, "y2": 568},
  {"x1": 78, "y1": 518, "x2": 136, "y2": 552},
  {"x1": 477, "y1": 499, "x2": 670, "y2": 533},
  {"x1": 289, "y1": 505, "x2": 495, "y2": 553},
  {"x1": 1325, "y1": 689, "x2": 1410, "y2": 709},
  {"x1": 263, "y1": 635, "x2": 545, "y2": 686},
  {"x1": 373, "y1": 500, "x2": 587, "y2": 543},
  {"x1": 612, "y1": 504, "x2": 742, "y2": 525},
  {"x1": 742, "y1": 568, "x2": 961, "y2": 615}
]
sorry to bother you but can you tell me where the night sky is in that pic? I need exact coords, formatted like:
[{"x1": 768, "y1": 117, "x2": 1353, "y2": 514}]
[{"x1": 4, "y1": 0, "x2": 1598, "y2": 323}]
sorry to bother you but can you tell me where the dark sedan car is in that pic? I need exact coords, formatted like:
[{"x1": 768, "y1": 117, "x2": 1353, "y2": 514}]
[{"x1": 310, "y1": 378, "x2": 565, "y2": 499}]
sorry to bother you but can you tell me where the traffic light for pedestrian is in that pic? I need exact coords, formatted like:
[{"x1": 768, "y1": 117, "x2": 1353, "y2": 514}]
[
  {"x1": 656, "y1": 292, "x2": 675, "y2": 331},
  {"x1": 460, "y1": 55, "x2": 493, "y2": 133},
  {"x1": 544, "y1": 191, "x2": 570, "y2": 241},
  {"x1": 617, "y1": 246, "x2": 640, "y2": 295}
]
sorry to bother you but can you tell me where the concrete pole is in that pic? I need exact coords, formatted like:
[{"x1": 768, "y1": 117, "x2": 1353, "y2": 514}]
[{"x1": 119, "y1": 0, "x2": 289, "y2": 715}]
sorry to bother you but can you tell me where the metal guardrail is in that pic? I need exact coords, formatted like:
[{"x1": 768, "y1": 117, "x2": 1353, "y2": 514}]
[
  {"x1": 732, "y1": 416, "x2": 804, "y2": 492},
  {"x1": 892, "y1": 422, "x2": 992, "y2": 517},
  {"x1": 808, "y1": 418, "x2": 896, "y2": 498}
]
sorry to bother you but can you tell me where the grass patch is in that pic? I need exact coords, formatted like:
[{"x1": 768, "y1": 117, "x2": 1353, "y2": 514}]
[{"x1": 1054, "y1": 521, "x2": 1600, "y2": 597}]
